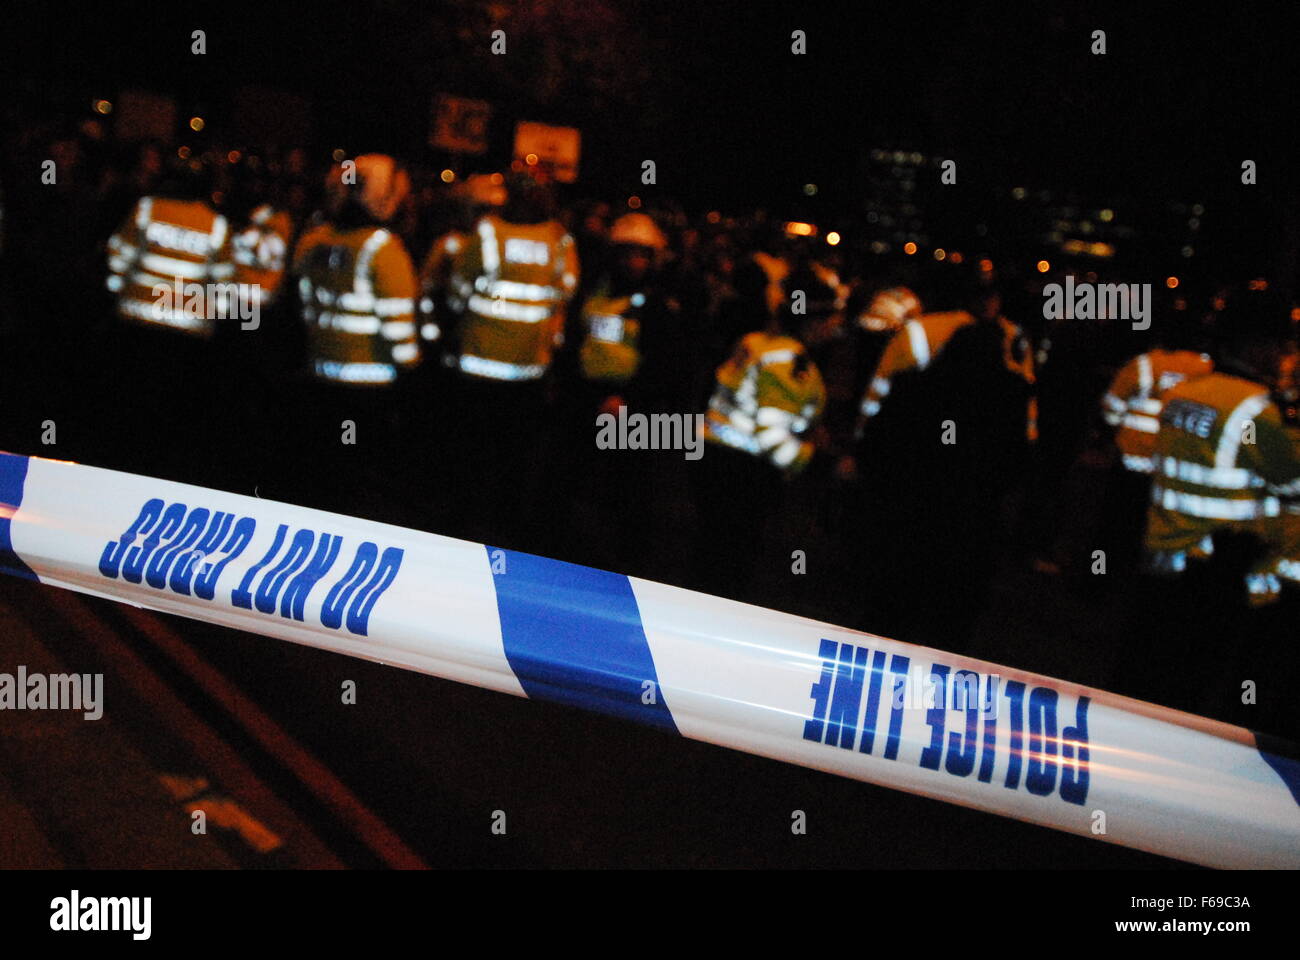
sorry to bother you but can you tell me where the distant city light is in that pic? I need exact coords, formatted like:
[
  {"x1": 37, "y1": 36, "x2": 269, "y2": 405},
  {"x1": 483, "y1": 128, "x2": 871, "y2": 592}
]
[
  {"x1": 1060, "y1": 239, "x2": 1116, "y2": 259},
  {"x1": 93, "y1": 99, "x2": 112, "y2": 115},
  {"x1": 525, "y1": 153, "x2": 539, "y2": 166},
  {"x1": 903, "y1": 242, "x2": 918, "y2": 255},
  {"x1": 1099, "y1": 208, "x2": 1114, "y2": 222},
  {"x1": 933, "y1": 248, "x2": 946, "y2": 261},
  {"x1": 1166, "y1": 276, "x2": 1179, "y2": 289},
  {"x1": 226, "y1": 150, "x2": 241, "y2": 164},
  {"x1": 826, "y1": 231, "x2": 841, "y2": 246},
  {"x1": 1036, "y1": 260, "x2": 1050, "y2": 273},
  {"x1": 440, "y1": 169, "x2": 455, "y2": 183},
  {"x1": 189, "y1": 116, "x2": 204, "y2": 132},
  {"x1": 332, "y1": 149, "x2": 345, "y2": 162},
  {"x1": 803, "y1": 183, "x2": 817, "y2": 196},
  {"x1": 1012, "y1": 187, "x2": 1027, "y2": 200},
  {"x1": 627, "y1": 196, "x2": 642, "y2": 209},
  {"x1": 949, "y1": 252, "x2": 964, "y2": 264},
  {"x1": 785, "y1": 221, "x2": 816, "y2": 237}
]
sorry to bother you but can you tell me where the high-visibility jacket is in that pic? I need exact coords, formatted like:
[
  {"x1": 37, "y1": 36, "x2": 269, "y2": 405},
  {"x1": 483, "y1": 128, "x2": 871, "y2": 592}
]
[
  {"x1": 1275, "y1": 499, "x2": 1300, "y2": 592},
  {"x1": 859, "y1": 311, "x2": 974, "y2": 419},
  {"x1": 858, "y1": 311, "x2": 1036, "y2": 439},
  {"x1": 578, "y1": 289, "x2": 646, "y2": 384},
  {"x1": 106, "y1": 196, "x2": 236, "y2": 338},
  {"x1": 232, "y1": 204, "x2": 293, "y2": 309},
  {"x1": 449, "y1": 214, "x2": 578, "y2": 382},
  {"x1": 1145, "y1": 372, "x2": 1300, "y2": 604},
  {"x1": 1102, "y1": 349, "x2": 1214, "y2": 473},
  {"x1": 704, "y1": 332, "x2": 826, "y2": 474},
  {"x1": 292, "y1": 223, "x2": 419, "y2": 386}
]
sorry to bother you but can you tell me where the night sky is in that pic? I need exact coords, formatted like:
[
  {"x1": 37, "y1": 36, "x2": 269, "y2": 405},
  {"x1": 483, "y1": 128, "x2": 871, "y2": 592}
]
[{"x1": 5, "y1": 3, "x2": 1297, "y2": 214}]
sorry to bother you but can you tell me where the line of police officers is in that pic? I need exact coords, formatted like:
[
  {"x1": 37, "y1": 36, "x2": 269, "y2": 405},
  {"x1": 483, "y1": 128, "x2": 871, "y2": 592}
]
[{"x1": 101, "y1": 152, "x2": 1299, "y2": 739}]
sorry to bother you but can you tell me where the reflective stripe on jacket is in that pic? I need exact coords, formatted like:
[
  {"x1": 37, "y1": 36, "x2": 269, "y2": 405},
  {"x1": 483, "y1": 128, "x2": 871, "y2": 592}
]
[
  {"x1": 450, "y1": 214, "x2": 578, "y2": 381},
  {"x1": 293, "y1": 224, "x2": 419, "y2": 386},
  {"x1": 1145, "y1": 371, "x2": 1300, "y2": 604},
  {"x1": 107, "y1": 196, "x2": 236, "y2": 338},
  {"x1": 1103, "y1": 349, "x2": 1214, "y2": 473},
  {"x1": 704, "y1": 332, "x2": 826, "y2": 474}
]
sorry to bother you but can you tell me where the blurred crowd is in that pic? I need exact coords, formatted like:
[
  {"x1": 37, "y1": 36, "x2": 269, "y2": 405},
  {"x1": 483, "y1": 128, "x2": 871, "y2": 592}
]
[{"x1": 2, "y1": 118, "x2": 1297, "y2": 741}]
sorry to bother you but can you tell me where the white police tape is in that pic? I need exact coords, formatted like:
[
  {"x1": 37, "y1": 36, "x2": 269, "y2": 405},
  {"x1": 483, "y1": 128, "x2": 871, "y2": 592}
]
[{"x1": 1, "y1": 451, "x2": 1297, "y2": 868}]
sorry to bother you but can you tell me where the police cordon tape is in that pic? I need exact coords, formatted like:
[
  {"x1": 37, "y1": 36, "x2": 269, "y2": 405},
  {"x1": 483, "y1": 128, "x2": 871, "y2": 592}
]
[{"x1": 1, "y1": 450, "x2": 1297, "y2": 868}]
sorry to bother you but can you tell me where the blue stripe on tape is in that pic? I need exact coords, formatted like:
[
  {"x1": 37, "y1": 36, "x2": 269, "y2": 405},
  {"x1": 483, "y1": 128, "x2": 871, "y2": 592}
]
[
  {"x1": 487, "y1": 547, "x2": 678, "y2": 734},
  {"x1": 1256, "y1": 732, "x2": 1300, "y2": 807},
  {"x1": 0, "y1": 453, "x2": 38, "y2": 582}
]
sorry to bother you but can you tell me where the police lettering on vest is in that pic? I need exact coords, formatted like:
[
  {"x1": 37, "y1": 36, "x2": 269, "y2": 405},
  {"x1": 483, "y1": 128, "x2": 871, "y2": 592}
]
[
  {"x1": 1145, "y1": 371, "x2": 1300, "y2": 603},
  {"x1": 450, "y1": 213, "x2": 578, "y2": 382},
  {"x1": 106, "y1": 196, "x2": 237, "y2": 338}
]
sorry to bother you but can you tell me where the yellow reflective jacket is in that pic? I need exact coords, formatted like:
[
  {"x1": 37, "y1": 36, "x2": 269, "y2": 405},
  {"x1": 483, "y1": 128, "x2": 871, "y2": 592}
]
[
  {"x1": 704, "y1": 332, "x2": 826, "y2": 474},
  {"x1": 449, "y1": 214, "x2": 578, "y2": 381},
  {"x1": 1145, "y1": 371, "x2": 1300, "y2": 604},
  {"x1": 292, "y1": 223, "x2": 419, "y2": 386},
  {"x1": 106, "y1": 196, "x2": 236, "y2": 338},
  {"x1": 578, "y1": 289, "x2": 644, "y2": 384},
  {"x1": 859, "y1": 311, "x2": 974, "y2": 418},
  {"x1": 858, "y1": 311, "x2": 1036, "y2": 441},
  {"x1": 1102, "y1": 349, "x2": 1214, "y2": 473}
]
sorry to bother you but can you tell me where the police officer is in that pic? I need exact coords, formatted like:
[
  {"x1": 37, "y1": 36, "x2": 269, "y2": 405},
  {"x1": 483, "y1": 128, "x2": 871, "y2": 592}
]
[
  {"x1": 447, "y1": 173, "x2": 578, "y2": 385},
  {"x1": 563, "y1": 212, "x2": 689, "y2": 576},
  {"x1": 1134, "y1": 284, "x2": 1300, "y2": 734},
  {"x1": 103, "y1": 156, "x2": 235, "y2": 484},
  {"x1": 1098, "y1": 307, "x2": 1213, "y2": 573},
  {"x1": 418, "y1": 172, "x2": 509, "y2": 370},
  {"x1": 440, "y1": 174, "x2": 579, "y2": 550},
  {"x1": 842, "y1": 271, "x2": 1035, "y2": 653},
  {"x1": 289, "y1": 154, "x2": 419, "y2": 520},
  {"x1": 692, "y1": 272, "x2": 828, "y2": 604}
]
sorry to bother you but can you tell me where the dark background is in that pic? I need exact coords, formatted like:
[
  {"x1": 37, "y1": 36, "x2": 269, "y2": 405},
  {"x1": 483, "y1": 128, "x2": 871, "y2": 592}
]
[
  {"x1": 2, "y1": 2, "x2": 1298, "y2": 872},
  {"x1": 5, "y1": 3, "x2": 1296, "y2": 208}
]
